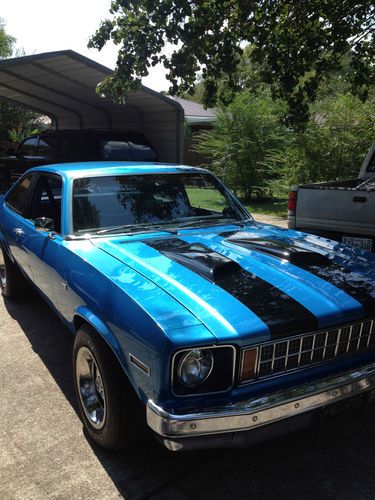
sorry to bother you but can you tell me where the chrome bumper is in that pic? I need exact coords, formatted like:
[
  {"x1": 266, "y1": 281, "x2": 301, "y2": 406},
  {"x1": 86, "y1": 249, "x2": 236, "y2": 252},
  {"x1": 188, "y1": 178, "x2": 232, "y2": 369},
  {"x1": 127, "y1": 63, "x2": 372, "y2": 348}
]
[{"x1": 147, "y1": 362, "x2": 375, "y2": 443}]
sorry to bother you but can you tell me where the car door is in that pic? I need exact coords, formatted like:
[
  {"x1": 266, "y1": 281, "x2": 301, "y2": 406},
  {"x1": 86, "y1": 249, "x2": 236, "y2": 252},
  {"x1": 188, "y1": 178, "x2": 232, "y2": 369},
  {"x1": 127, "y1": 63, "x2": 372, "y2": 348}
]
[
  {"x1": 1, "y1": 173, "x2": 37, "y2": 278},
  {"x1": 20, "y1": 173, "x2": 65, "y2": 310}
]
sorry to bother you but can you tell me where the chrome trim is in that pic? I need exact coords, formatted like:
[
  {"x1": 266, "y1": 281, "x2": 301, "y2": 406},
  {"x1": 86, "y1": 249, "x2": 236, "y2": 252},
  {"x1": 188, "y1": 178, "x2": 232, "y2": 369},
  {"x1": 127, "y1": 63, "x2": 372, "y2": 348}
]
[
  {"x1": 241, "y1": 318, "x2": 375, "y2": 385},
  {"x1": 129, "y1": 353, "x2": 150, "y2": 376},
  {"x1": 171, "y1": 344, "x2": 236, "y2": 398},
  {"x1": 147, "y1": 361, "x2": 375, "y2": 439},
  {"x1": 76, "y1": 346, "x2": 106, "y2": 430}
]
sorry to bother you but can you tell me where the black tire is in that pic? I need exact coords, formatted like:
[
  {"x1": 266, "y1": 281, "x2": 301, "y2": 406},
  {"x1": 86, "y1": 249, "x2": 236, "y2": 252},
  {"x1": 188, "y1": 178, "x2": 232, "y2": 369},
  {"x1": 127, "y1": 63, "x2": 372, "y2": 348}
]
[
  {"x1": 0, "y1": 245, "x2": 27, "y2": 299},
  {"x1": 73, "y1": 324, "x2": 146, "y2": 450}
]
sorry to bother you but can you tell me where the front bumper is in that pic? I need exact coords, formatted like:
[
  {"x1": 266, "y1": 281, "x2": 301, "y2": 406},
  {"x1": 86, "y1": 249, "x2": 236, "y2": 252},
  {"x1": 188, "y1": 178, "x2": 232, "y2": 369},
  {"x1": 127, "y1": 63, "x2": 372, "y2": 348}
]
[{"x1": 147, "y1": 362, "x2": 375, "y2": 451}]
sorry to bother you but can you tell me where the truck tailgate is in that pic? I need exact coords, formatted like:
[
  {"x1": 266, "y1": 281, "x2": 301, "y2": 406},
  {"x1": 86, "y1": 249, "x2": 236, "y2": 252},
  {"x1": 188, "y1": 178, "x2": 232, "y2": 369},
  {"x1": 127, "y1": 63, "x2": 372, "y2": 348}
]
[{"x1": 296, "y1": 187, "x2": 375, "y2": 236}]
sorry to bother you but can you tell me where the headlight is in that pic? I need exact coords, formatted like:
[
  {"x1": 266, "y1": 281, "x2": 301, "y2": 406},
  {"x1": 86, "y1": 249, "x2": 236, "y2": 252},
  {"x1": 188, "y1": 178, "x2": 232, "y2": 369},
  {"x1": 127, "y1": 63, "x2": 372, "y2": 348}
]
[
  {"x1": 178, "y1": 349, "x2": 214, "y2": 388},
  {"x1": 172, "y1": 346, "x2": 235, "y2": 396}
]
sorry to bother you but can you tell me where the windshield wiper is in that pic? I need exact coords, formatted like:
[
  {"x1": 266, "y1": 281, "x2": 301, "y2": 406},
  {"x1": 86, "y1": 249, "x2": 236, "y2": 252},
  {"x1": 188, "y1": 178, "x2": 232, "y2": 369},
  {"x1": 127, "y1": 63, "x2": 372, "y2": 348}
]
[
  {"x1": 356, "y1": 176, "x2": 375, "y2": 190},
  {"x1": 96, "y1": 224, "x2": 177, "y2": 235}
]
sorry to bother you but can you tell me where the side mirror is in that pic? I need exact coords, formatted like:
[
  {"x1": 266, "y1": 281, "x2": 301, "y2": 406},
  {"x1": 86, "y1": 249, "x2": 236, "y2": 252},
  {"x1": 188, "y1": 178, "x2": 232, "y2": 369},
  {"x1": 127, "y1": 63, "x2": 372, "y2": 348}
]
[{"x1": 34, "y1": 217, "x2": 55, "y2": 232}]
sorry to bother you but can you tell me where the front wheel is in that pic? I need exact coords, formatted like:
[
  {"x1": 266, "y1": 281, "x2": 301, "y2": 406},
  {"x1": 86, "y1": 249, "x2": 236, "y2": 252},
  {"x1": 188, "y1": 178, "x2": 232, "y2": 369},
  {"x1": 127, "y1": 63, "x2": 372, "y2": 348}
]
[{"x1": 73, "y1": 324, "x2": 146, "y2": 450}]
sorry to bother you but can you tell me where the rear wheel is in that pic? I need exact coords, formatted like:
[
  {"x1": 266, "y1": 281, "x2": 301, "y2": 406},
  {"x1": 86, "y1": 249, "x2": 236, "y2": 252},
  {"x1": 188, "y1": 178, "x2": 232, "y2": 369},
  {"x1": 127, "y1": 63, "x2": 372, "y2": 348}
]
[
  {"x1": 73, "y1": 324, "x2": 146, "y2": 450},
  {"x1": 0, "y1": 246, "x2": 27, "y2": 299}
]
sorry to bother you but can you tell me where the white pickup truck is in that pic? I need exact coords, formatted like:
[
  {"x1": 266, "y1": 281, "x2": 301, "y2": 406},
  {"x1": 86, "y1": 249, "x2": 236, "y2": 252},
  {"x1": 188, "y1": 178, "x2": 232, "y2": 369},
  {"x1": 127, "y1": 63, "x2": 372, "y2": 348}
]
[{"x1": 288, "y1": 143, "x2": 375, "y2": 252}]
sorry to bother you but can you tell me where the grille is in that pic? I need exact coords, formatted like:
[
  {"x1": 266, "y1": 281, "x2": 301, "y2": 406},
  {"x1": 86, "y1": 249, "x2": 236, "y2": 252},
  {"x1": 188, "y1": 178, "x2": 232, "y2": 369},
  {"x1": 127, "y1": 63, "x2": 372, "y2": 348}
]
[{"x1": 242, "y1": 318, "x2": 375, "y2": 381}]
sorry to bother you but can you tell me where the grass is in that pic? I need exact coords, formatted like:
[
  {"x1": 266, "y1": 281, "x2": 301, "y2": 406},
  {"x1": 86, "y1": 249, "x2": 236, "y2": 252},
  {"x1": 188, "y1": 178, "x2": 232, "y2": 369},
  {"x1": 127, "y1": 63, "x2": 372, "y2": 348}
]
[
  {"x1": 245, "y1": 198, "x2": 288, "y2": 218},
  {"x1": 187, "y1": 187, "x2": 287, "y2": 218}
]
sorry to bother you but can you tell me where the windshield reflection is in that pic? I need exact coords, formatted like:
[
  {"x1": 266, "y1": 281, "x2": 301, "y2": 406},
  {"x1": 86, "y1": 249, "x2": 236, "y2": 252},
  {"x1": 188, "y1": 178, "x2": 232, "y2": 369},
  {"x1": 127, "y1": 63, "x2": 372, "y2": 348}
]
[{"x1": 72, "y1": 173, "x2": 245, "y2": 234}]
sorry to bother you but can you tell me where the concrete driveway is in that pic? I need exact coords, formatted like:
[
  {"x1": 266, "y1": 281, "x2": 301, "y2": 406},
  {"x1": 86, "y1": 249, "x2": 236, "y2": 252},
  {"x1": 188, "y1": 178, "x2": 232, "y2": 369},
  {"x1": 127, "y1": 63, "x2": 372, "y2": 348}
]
[{"x1": 2, "y1": 217, "x2": 375, "y2": 499}]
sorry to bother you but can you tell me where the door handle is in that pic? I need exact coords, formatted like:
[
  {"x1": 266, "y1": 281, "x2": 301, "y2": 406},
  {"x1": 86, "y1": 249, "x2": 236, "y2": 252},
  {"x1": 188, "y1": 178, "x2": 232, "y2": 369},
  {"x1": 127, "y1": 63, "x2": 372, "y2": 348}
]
[
  {"x1": 353, "y1": 196, "x2": 367, "y2": 203},
  {"x1": 13, "y1": 228, "x2": 24, "y2": 240}
]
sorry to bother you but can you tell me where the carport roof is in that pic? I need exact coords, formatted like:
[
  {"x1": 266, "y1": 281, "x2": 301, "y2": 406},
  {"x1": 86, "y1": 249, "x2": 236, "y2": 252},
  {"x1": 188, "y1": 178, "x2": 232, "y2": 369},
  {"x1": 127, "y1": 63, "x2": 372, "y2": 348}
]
[{"x1": 0, "y1": 50, "x2": 183, "y2": 130}]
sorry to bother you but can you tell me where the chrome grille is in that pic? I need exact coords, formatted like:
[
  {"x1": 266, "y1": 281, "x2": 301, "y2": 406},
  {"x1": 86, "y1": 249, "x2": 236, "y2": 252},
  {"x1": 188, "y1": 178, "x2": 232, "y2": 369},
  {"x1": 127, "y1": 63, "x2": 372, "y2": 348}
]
[{"x1": 243, "y1": 318, "x2": 375, "y2": 381}]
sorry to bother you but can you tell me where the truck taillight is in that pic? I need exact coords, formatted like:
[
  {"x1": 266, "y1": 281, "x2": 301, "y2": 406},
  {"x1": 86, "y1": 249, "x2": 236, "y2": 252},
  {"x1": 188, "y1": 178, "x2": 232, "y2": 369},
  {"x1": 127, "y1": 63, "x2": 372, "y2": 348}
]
[{"x1": 288, "y1": 190, "x2": 297, "y2": 212}]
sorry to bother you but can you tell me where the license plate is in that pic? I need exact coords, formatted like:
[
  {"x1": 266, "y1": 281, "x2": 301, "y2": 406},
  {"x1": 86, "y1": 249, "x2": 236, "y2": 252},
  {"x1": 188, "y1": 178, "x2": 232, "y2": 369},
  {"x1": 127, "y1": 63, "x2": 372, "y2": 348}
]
[{"x1": 342, "y1": 236, "x2": 373, "y2": 251}]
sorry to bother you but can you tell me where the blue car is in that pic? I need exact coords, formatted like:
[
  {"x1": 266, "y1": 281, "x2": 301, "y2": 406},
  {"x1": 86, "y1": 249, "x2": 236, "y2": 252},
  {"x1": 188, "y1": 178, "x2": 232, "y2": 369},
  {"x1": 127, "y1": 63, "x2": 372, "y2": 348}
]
[{"x1": 1, "y1": 161, "x2": 375, "y2": 452}]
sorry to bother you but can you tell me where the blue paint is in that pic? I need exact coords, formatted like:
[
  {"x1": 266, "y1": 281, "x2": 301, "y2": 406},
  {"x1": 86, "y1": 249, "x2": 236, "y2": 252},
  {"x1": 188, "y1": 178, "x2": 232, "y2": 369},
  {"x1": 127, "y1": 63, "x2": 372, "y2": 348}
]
[{"x1": 1, "y1": 162, "x2": 374, "y2": 411}]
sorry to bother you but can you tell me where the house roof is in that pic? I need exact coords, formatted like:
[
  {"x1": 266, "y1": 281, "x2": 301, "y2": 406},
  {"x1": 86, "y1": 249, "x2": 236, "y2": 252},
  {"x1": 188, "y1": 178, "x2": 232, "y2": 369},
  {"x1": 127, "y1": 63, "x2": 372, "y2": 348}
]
[{"x1": 169, "y1": 97, "x2": 216, "y2": 125}]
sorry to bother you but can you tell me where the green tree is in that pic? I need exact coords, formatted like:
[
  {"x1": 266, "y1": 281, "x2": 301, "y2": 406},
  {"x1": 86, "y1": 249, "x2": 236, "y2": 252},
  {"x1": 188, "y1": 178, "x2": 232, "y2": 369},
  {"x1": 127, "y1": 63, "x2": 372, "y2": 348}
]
[
  {"x1": 274, "y1": 93, "x2": 375, "y2": 190},
  {"x1": 0, "y1": 20, "x2": 46, "y2": 144},
  {"x1": 193, "y1": 91, "x2": 287, "y2": 199},
  {"x1": 89, "y1": 0, "x2": 374, "y2": 128},
  {"x1": 0, "y1": 18, "x2": 15, "y2": 58}
]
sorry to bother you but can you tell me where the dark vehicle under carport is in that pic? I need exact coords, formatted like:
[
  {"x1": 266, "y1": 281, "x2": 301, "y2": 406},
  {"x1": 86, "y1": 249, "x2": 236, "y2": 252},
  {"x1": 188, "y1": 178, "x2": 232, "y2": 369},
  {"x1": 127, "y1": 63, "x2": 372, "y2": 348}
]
[{"x1": 0, "y1": 50, "x2": 184, "y2": 188}]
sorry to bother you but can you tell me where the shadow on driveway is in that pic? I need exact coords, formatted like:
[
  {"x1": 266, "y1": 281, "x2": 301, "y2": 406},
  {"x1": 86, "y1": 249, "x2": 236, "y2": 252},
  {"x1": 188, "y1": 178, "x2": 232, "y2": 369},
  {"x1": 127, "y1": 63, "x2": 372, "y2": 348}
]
[{"x1": 5, "y1": 292, "x2": 375, "y2": 500}]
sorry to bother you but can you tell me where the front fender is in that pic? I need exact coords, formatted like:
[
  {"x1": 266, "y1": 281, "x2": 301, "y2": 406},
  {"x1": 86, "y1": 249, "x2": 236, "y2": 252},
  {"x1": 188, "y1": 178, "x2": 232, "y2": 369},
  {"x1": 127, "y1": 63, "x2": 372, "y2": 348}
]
[
  {"x1": 74, "y1": 305, "x2": 126, "y2": 366},
  {"x1": 73, "y1": 305, "x2": 155, "y2": 402}
]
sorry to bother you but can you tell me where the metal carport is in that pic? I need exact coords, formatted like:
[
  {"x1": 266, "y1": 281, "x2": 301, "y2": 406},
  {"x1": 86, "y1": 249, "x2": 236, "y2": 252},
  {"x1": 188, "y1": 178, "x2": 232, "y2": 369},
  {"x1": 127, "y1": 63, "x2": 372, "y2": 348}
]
[{"x1": 0, "y1": 50, "x2": 184, "y2": 163}]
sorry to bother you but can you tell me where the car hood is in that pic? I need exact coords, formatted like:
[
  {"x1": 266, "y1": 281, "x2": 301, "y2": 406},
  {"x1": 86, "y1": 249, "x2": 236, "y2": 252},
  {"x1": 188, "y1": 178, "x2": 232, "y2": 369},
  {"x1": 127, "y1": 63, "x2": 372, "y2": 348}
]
[{"x1": 91, "y1": 223, "x2": 375, "y2": 345}]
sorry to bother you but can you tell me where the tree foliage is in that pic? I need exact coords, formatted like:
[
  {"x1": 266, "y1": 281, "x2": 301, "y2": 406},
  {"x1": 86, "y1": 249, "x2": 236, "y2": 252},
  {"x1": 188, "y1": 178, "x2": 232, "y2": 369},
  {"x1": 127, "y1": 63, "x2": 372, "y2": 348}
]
[
  {"x1": 193, "y1": 91, "x2": 287, "y2": 199},
  {"x1": 89, "y1": 0, "x2": 374, "y2": 128},
  {"x1": 193, "y1": 90, "x2": 374, "y2": 198},
  {"x1": 0, "y1": 18, "x2": 15, "y2": 58},
  {"x1": 0, "y1": 101, "x2": 46, "y2": 142},
  {"x1": 274, "y1": 93, "x2": 375, "y2": 190},
  {"x1": 0, "y1": 19, "x2": 46, "y2": 143}
]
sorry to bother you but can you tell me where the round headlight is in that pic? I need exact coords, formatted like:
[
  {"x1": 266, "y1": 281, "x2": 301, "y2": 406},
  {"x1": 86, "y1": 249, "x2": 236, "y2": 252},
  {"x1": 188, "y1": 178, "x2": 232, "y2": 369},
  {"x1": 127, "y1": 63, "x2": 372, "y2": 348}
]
[{"x1": 177, "y1": 349, "x2": 214, "y2": 388}]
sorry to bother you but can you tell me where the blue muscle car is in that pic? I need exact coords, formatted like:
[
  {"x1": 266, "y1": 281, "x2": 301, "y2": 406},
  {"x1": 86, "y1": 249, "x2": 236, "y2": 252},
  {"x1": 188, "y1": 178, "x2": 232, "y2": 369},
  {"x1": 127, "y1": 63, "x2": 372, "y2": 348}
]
[{"x1": 1, "y1": 161, "x2": 375, "y2": 451}]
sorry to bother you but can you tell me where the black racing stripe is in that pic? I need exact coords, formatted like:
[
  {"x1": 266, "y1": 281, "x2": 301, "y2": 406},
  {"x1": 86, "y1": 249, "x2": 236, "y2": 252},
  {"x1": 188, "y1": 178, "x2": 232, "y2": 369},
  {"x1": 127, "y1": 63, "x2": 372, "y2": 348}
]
[
  {"x1": 226, "y1": 237, "x2": 375, "y2": 313},
  {"x1": 146, "y1": 238, "x2": 319, "y2": 339},
  {"x1": 298, "y1": 263, "x2": 375, "y2": 313}
]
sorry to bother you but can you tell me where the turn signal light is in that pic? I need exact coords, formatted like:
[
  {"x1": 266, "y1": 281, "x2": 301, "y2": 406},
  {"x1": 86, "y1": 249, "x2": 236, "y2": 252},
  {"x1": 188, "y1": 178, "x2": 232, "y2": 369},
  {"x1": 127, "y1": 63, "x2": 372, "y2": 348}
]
[{"x1": 240, "y1": 348, "x2": 258, "y2": 382}]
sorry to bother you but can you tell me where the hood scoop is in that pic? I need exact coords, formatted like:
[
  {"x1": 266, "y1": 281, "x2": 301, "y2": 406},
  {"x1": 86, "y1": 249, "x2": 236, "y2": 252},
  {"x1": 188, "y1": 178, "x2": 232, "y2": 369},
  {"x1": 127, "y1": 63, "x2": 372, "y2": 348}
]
[
  {"x1": 225, "y1": 237, "x2": 332, "y2": 266},
  {"x1": 146, "y1": 238, "x2": 240, "y2": 283}
]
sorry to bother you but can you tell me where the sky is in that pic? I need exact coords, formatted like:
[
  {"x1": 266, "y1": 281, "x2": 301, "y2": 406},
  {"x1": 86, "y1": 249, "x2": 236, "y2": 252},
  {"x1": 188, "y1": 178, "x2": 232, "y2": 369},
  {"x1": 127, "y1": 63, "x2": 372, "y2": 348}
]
[{"x1": 1, "y1": 0, "x2": 170, "y2": 92}]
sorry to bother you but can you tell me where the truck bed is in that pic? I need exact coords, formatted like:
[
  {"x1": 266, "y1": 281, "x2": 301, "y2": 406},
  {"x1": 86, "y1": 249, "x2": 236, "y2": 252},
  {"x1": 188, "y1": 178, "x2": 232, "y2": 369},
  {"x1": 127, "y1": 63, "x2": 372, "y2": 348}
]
[{"x1": 299, "y1": 178, "x2": 375, "y2": 190}]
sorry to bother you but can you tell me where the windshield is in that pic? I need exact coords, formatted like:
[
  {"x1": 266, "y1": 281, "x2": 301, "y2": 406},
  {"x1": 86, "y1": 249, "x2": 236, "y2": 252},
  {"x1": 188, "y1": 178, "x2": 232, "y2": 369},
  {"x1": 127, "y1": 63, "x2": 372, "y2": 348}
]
[{"x1": 72, "y1": 173, "x2": 247, "y2": 234}]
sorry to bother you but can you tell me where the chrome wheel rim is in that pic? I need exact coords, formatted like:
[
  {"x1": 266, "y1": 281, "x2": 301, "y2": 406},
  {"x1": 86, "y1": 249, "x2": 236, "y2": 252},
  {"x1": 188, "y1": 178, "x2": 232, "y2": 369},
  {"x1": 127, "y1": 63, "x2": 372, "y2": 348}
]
[
  {"x1": 76, "y1": 347, "x2": 106, "y2": 429},
  {"x1": 0, "y1": 253, "x2": 6, "y2": 290}
]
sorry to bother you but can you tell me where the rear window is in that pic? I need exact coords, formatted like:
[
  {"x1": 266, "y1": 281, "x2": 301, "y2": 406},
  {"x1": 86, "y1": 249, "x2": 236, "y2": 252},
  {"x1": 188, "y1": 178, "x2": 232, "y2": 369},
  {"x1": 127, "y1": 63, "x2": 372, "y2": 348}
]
[
  {"x1": 38, "y1": 135, "x2": 58, "y2": 157},
  {"x1": 19, "y1": 138, "x2": 38, "y2": 157}
]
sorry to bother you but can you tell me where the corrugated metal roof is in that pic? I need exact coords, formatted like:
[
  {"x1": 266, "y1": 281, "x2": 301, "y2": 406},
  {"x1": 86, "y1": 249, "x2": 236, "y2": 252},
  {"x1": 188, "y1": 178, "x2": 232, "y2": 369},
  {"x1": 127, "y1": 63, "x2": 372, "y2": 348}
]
[{"x1": 0, "y1": 50, "x2": 184, "y2": 162}]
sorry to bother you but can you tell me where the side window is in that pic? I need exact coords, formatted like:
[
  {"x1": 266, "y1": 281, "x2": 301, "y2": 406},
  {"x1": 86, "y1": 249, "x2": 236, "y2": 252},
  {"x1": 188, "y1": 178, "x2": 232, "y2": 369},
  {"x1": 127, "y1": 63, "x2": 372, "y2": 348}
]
[
  {"x1": 6, "y1": 174, "x2": 34, "y2": 215},
  {"x1": 29, "y1": 175, "x2": 63, "y2": 234},
  {"x1": 19, "y1": 137, "x2": 38, "y2": 157},
  {"x1": 37, "y1": 136, "x2": 57, "y2": 157}
]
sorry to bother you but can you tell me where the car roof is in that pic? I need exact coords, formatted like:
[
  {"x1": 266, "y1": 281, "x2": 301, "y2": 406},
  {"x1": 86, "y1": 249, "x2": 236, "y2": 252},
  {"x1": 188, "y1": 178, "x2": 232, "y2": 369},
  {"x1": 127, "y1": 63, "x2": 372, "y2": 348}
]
[{"x1": 27, "y1": 161, "x2": 209, "y2": 180}]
